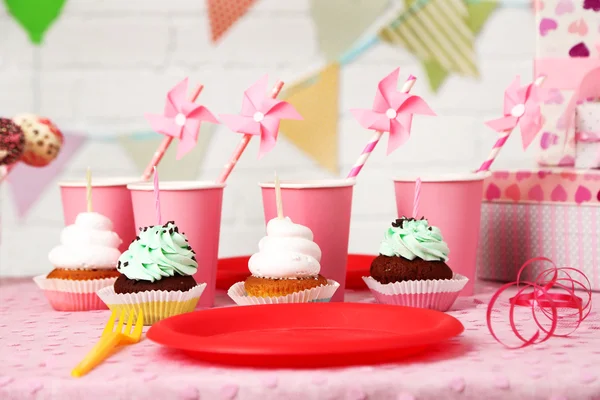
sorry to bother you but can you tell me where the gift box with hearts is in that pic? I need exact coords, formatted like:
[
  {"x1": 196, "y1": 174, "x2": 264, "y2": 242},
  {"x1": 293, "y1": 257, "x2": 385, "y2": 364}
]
[
  {"x1": 534, "y1": 0, "x2": 600, "y2": 167},
  {"x1": 476, "y1": 168, "x2": 600, "y2": 291},
  {"x1": 575, "y1": 101, "x2": 600, "y2": 169}
]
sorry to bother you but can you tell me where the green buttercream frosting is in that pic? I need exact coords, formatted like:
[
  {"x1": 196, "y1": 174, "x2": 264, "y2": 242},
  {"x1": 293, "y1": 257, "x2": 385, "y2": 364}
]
[
  {"x1": 117, "y1": 221, "x2": 197, "y2": 282},
  {"x1": 379, "y1": 217, "x2": 449, "y2": 261}
]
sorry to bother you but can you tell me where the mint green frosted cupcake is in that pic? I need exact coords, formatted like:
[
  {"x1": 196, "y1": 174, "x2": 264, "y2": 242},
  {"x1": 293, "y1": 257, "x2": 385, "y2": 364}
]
[{"x1": 96, "y1": 221, "x2": 206, "y2": 325}]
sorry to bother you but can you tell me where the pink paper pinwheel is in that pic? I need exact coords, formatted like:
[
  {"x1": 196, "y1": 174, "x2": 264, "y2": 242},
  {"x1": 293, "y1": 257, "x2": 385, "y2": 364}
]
[
  {"x1": 486, "y1": 76, "x2": 546, "y2": 150},
  {"x1": 220, "y1": 75, "x2": 302, "y2": 158},
  {"x1": 145, "y1": 78, "x2": 218, "y2": 160},
  {"x1": 350, "y1": 68, "x2": 435, "y2": 155}
]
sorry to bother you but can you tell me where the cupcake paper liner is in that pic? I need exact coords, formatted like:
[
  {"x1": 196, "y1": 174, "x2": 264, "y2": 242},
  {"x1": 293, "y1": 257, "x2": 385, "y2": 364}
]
[
  {"x1": 362, "y1": 274, "x2": 469, "y2": 312},
  {"x1": 227, "y1": 279, "x2": 339, "y2": 305},
  {"x1": 33, "y1": 275, "x2": 116, "y2": 311},
  {"x1": 96, "y1": 283, "x2": 206, "y2": 325}
]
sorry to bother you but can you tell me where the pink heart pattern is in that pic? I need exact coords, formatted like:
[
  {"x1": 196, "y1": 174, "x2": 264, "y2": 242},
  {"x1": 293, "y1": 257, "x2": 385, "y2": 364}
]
[
  {"x1": 551, "y1": 184, "x2": 568, "y2": 201},
  {"x1": 568, "y1": 19, "x2": 588, "y2": 36},
  {"x1": 569, "y1": 42, "x2": 590, "y2": 57},
  {"x1": 528, "y1": 185, "x2": 545, "y2": 202},
  {"x1": 575, "y1": 185, "x2": 592, "y2": 204},
  {"x1": 556, "y1": 0, "x2": 574, "y2": 14},
  {"x1": 540, "y1": 132, "x2": 559, "y2": 149},
  {"x1": 486, "y1": 183, "x2": 501, "y2": 201},
  {"x1": 545, "y1": 89, "x2": 564, "y2": 105},
  {"x1": 583, "y1": 0, "x2": 600, "y2": 11},
  {"x1": 538, "y1": 170, "x2": 552, "y2": 179},
  {"x1": 506, "y1": 184, "x2": 521, "y2": 202},
  {"x1": 540, "y1": 18, "x2": 558, "y2": 36},
  {"x1": 516, "y1": 171, "x2": 532, "y2": 181}
]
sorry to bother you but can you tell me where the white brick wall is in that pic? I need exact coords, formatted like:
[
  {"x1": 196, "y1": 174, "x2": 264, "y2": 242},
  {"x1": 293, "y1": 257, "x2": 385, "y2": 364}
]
[{"x1": 0, "y1": 0, "x2": 537, "y2": 276}]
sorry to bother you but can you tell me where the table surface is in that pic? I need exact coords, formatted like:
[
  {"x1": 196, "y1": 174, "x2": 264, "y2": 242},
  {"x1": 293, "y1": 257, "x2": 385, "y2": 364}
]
[{"x1": 0, "y1": 278, "x2": 599, "y2": 400}]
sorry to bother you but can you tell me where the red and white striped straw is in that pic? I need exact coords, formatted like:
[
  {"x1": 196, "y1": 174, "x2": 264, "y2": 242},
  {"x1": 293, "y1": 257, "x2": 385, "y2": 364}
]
[
  {"x1": 412, "y1": 177, "x2": 421, "y2": 219},
  {"x1": 153, "y1": 166, "x2": 161, "y2": 225},
  {"x1": 141, "y1": 84, "x2": 205, "y2": 181},
  {"x1": 346, "y1": 75, "x2": 417, "y2": 180},
  {"x1": 216, "y1": 81, "x2": 284, "y2": 184},
  {"x1": 476, "y1": 75, "x2": 546, "y2": 173}
]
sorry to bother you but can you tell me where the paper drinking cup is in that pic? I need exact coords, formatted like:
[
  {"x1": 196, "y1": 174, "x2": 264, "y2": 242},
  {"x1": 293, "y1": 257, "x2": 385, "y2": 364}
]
[
  {"x1": 259, "y1": 179, "x2": 355, "y2": 302},
  {"x1": 127, "y1": 181, "x2": 225, "y2": 308},
  {"x1": 59, "y1": 177, "x2": 140, "y2": 253},
  {"x1": 393, "y1": 173, "x2": 489, "y2": 296}
]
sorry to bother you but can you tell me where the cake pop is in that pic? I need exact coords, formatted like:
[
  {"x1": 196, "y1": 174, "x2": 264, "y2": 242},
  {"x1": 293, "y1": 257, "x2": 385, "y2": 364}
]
[
  {"x1": 0, "y1": 118, "x2": 25, "y2": 166},
  {"x1": 12, "y1": 114, "x2": 63, "y2": 167}
]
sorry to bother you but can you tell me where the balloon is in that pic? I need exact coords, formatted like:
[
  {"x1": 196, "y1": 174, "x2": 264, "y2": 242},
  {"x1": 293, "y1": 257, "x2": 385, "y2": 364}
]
[{"x1": 3, "y1": 0, "x2": 67, "y2": 44}]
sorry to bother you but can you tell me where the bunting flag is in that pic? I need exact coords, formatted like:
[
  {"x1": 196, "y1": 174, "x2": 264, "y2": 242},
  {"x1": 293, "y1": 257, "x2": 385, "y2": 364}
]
[
  {"x1": 7, "y1": 133, "x2": 87, "y2": 219},
  {"x1": 3, "y1": 0, "x2": 67, "y2": 44},
  {"x1": 207, "y1": 0, "x2": 257, "y2": 42},
  {"x1": 310, "y1": 0, "x2": 390, "y2": 61},
  {"x1": 379, "y1": 0, "x2": 483, "y2": 92},
  {"x1": 279, "y1": 63, "x2": 340, "y2": 174},
  {"x1": 118, "y1": 124, "x2": 216, "y2": 181}
]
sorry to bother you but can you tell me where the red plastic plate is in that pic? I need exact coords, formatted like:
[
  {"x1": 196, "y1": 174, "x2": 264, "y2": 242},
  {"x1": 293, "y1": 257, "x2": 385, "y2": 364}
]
[
  {"x1": 147, "y1": 303, "x2": 464, "y2": 368},
  {"x1": 216, "y1": 254, "x2": 375, "y2": 290}
]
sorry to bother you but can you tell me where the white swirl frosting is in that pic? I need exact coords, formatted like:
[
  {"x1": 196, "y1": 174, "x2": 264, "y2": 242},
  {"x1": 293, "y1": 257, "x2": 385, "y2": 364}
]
[
  {"x1": 48, "y1": 212, "x2": 122, "y2": 269},
  {"x1": 248, "y1": 217, "x2": 322, "y2": 279}
]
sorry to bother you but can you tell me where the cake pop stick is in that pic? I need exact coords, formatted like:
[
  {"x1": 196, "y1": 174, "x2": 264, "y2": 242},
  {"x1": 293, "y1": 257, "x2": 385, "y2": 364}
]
[
  {"x1": 153, "y1": 166, "x2": 162, "y2": 225},
  {"x1": 412, "y1": 177, "x2": 421, "y2": 219},
  {"x1": 86, "y1": 167, "x2": 92, "y2": 212},
  {"x1": 274, "y1": 171, "x2": 283, "y2": 220}
]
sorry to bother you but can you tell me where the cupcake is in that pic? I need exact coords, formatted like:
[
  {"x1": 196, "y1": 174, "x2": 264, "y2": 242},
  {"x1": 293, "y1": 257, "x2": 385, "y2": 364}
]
[
  {"x1": 97, "y1": 221, "x2": 206, "y2": 325},
  {"x1": 34, "y1": 212, "x2": 122, "y2": 311},
  {"x1": 228, "y1": 217, "x2": 339, "y2": 305},
  {"x1": 363, "y1": 217, "x2": 468, "y2": 312}
]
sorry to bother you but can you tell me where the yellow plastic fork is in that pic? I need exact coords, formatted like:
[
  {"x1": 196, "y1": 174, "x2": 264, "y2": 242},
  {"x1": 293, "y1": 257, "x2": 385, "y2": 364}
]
[{"x1": 72, "y1": 309, "x2": 144, "y2": 378}]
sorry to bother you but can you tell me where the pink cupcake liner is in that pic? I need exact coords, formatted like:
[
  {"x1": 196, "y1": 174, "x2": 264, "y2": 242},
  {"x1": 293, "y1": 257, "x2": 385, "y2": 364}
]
[
  {"x1": 33, "y1": 275, "x2": 116, "y2": 311},
  {"x1": 363, "y1": 274, "x2": 469, "y2": 312},
  {"x1": 228, "y1": 280, "x2": 339, "y2": 305}
]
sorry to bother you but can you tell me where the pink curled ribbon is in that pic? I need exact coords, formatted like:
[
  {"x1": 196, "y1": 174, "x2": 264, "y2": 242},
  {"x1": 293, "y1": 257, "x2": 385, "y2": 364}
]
[{"x1": 486, "y1": 257, "x2": 592, "y2": 349}]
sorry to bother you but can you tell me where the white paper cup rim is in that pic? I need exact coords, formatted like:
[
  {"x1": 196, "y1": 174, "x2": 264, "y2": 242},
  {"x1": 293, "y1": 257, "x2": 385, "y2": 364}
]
[
  {"x1": 128, "y1": 181, "x2": 226, "y2": 191},
  {"x1": 259, "y1": 179, "x2": 355, "y2": 189},
  {"x1": 393, "y1": 172, "x2": 491, "y2": 183},
  {"x1": 59, "y1": 176, "x2": 141, "y2": 187}
]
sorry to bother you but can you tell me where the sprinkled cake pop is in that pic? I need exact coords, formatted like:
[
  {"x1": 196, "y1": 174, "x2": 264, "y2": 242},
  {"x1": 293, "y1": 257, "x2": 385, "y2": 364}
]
[
  {"x1": 12, "y1": 114, "x2": 63, "y2": 167},
  {"x1": 0, "y1": 118, "x2": 25, "y2": 166}
]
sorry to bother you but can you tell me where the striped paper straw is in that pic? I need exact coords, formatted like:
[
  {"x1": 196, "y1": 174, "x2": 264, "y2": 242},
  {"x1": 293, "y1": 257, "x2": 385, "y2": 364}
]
[
  {"x1": 476, "y1": 75, "x2": 546, "y2": 173},
  {"x1": 153, "y1": 166, "x2": 161, "y2": 225},
  {"x1": 412, "y1": 177, "x2": 421, "y2": 218},
  {"x1": 86, "y1": 167, "x2": 92, "y2": 212},
  {"x1": 346, "y1": 75, "x2": 417, "y2": 180}
]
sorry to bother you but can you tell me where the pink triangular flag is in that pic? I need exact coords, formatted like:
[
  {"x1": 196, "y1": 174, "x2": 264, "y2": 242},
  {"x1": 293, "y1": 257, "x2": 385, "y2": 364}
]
[
  {"x1": 7, "y1": 132, "x2": 87, "y2": 219},
  {"x1": 207, "y1": 0, "x2": 257, "y2": 42}
]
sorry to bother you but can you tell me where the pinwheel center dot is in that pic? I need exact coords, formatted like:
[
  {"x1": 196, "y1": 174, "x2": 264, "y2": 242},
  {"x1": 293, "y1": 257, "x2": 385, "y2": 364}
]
[
  {"x1": 386, "y1": 108, "x2": 397, "y2": 119},
  {"x1": 511, "y1": 104, "x2": 525, "y2": 118},
  {"x1": 253, "y1": 112, "x2": 264, "y2": 122},
  {"x1": 175, "y1": 113, "x2": 187, "y2": 126}
]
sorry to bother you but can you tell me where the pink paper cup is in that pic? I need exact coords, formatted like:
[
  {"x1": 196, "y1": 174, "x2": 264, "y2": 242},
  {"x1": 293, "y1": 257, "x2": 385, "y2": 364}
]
[
  {"x1": 59, "y1": 177, "x2": 140, "y2": 253},
  {"x1": 259, "y1": 179, "x2": 355, "y2": 302},
  {"x1": 393, "y1": 173, "x2": 489, "y2": 296},
  {"x1": 127, "y1": 181, "x2": 225, "y2": 308}
]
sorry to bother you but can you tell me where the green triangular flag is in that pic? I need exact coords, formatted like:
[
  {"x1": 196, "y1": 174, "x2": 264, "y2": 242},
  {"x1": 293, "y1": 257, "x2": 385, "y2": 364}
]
[{"x1": 4, "y1": 0, "x2": 67, "y2": 44}]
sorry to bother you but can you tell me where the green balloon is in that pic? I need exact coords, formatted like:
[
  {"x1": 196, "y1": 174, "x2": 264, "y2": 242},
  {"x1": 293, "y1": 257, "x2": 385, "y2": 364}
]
[{"x1": 4, "y1": 0, "x2": 67, "y2": 44}]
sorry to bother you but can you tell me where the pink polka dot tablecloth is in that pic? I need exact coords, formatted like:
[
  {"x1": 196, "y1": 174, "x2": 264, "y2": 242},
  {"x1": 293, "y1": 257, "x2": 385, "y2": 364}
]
[{"x1": 1, "y1": 278, "x2": 599, "y2": 400}]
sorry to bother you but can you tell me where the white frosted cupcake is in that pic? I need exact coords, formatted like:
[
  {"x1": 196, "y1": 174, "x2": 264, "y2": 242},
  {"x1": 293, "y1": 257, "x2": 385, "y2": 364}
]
[
  {"x1": 228, "y1": 217, "x2": 339, "y2": 305},
  {"x1": 34, "y1": 212, "x2": 122, "y2": 311}
]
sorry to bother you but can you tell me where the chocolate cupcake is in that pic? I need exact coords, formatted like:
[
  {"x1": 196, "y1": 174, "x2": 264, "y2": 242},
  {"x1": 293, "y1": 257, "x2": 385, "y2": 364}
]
[
  {"x1": 370, "y1": 217, "x2": 452, "y2": 284},
  {"x1": 363, "y1": 217, "x2": 468, "y2": 312},
  {"x1": 97, "y1": 221, "x2": 206, "y2": 325}
]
